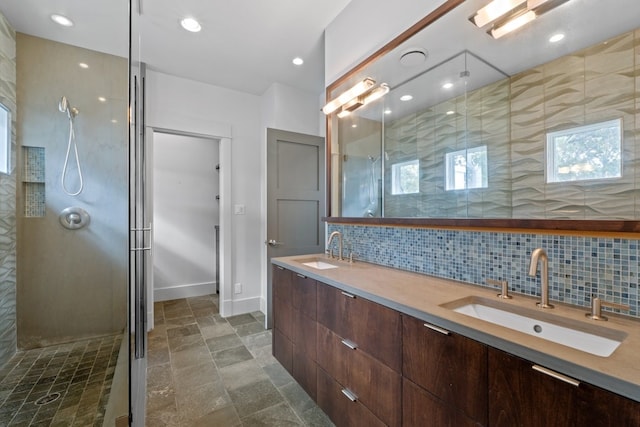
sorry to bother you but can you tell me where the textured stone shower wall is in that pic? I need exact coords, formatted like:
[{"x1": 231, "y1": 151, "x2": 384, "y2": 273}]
[
  {"x1": 0, "y1": 12, "x2": 17, "y2": 367},
  {"x1": 16, "y1": 34, "x2": 128, "y2": 348}
]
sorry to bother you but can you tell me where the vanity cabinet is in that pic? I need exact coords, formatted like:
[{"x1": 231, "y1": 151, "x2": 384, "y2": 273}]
[
  {"x1": 316, "y1": 282, "x2": 402, "y2": 426},
  {"x1": 403, "y1": 315, "x2": 487, "y2": 425},
  {"x1": 272, "y1": 266, "x2": 293, "y2": 373},
  {"x1": 272, "y1": 265, "x2": 318, "y2": 399},
  {"x1": 488, "y1": 348, "x2": 640, "y2": 427},
  {"x1": 272, "y1": 262, "x2": 640, "y2": 427}
]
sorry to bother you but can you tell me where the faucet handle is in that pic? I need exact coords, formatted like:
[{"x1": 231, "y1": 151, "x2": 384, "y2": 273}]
[
  {"x1": 586, "y1": 296, "x2": 630, "y2": 321},
  {"x1": 486, "y1": 279, "x2": 512, "y2": 299}
]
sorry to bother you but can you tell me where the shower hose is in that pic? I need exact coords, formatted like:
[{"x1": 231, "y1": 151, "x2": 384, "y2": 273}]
[{"x1": 61, "y1": 115, "x2": 84, "y2": 196}]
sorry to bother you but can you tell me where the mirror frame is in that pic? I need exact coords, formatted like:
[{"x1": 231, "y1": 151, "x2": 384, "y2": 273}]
[{"x1": 323, "y1": 0, "x2": 640, "y2": 234}]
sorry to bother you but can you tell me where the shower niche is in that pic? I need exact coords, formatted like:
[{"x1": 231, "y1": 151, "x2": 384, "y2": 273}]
[{"x1": 22, "y1": 146, "x2": 45, "y2": 217}]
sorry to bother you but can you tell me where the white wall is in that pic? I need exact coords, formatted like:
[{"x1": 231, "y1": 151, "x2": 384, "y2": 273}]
[
  {"x1": 152, "y1": 133, "x2": 219, "y2": 301},
  {"x1": 324, "y1": 0, "x2": 447, "y2": 86},
  {"x1": 146, "y1": 71, "x2": 323, "y2": 316},
  {"x1": 147, "y1": 70, "x2": 261, "y2": 315}
]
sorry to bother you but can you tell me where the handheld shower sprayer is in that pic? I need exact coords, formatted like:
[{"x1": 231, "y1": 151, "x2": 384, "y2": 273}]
[{"x1": 59, "y1": 96, "x2": 83, "y2": 196}]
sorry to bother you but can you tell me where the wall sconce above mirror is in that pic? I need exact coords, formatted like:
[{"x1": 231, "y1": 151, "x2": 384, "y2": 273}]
[{"x1": 325, "y1": 0, "x2": 640, "y2": 232}]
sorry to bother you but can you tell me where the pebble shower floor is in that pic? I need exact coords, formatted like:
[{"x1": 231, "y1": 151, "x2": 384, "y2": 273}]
[{"x1": 0, "y1": 334, "x2": 121, "y2": 426}]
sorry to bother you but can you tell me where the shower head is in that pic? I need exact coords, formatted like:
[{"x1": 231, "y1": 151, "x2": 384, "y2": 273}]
[{"x1": 59, "y1": 96, "x2": 79, "y2": 118}]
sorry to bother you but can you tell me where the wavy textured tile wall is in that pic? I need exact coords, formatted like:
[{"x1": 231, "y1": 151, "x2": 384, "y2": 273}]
[{"x1": 0, "y1": 12, "x2": 16, "y2": 368}]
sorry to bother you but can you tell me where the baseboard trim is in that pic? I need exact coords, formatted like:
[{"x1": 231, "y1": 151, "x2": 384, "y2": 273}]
[
  {"x1": 220, "y1": 296, "x2": 261, "y2": 317},
  {"x1": 154, "y1": 282, "x2": 217, "y2": 302}
]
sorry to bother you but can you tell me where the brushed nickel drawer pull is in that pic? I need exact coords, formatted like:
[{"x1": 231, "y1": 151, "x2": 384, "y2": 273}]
[
  {"x1": 532, "y1": 365, "x2": 580, "y2": 387},
  {"x1": 341, "y1": 339, "x2": 358, "y2": 350},
  {"x1": 423, "y1": 323, "x2": 451, "y2": 336},
  {"x1": 341, "y1": 388, "x2": 358, "y2": 402},
  {"x1": 276, "y1": 266, "x2": 284, "y2": 270},
  {"x1": 341, "y1": 291, "x2": 355, "y2": 299},
  {"x1": 296, "y1": 273, "x2": 306, "y2": 279}
]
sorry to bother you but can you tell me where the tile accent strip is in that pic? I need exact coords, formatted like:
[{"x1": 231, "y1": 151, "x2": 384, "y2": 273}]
[{"x1": 328, "y1": 223, "x2": 639, "y2": 318}]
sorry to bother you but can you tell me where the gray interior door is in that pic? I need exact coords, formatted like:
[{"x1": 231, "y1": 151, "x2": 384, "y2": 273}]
[{"x1": 266, "y1": 128, "x2": 325, "y2": 328}]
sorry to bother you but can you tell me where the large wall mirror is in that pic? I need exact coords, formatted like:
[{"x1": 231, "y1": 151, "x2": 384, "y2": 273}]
[{"x1": 326, "y1": 0, "x2": 640, "y2": 232}]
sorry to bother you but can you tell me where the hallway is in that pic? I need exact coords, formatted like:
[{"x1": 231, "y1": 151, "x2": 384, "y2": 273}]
[{"x1": 146, "y1": 295, "x2": 333, "y2": 426}]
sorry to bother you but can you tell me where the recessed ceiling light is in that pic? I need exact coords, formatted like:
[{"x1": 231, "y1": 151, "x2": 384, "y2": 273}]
[
  {"x1": 384, "y1": 109, "x2": 392, "y2": 115},
  {"x1": 549, "y1": 33, "x2": 565, "y2": 43},
  {"x1": 98, "y1": 97, "x2": 106, "y2": 102},
  {"x1": 442, "y1": 82, "x2": 454, "y2": 89},
  {"x1": 292, "y1": 57, "x2": 304, "y2": 66},
  {"x1": 400, "y1": 95, "x2": 413, "y2": 102},
  {"x1": 111, "y1": 119, "x2": 118, "y2": 124},
  {"x1": 180, "y1": 18, "x2": 202, "y2": 32},
  {"x1": 51, "y1": 14, "x2": 74, "y2": 27},
  {"x1": 446, "y1": 110, "x2": 455, "y2": 115},
  {"x1": 351, "y1": 124, "x2": 358, "y2": 128},
  {"x1": 79, "y1": 63, "x2": 89, "y2": 69}
]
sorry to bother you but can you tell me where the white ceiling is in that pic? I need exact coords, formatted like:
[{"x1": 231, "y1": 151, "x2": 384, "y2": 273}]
[{"x1": 0, "y1": 0, "x2": 352, "y2": 95}]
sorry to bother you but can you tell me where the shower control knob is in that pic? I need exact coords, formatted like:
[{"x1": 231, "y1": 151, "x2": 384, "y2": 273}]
[{"x1": 59, "y1": 207, "x2": 90, "y2": 230}]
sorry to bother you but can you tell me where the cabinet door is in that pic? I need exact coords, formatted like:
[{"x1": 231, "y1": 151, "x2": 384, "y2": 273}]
[
  {"x1": 317, "y1": 366, "x2": 387, "y2": 427},
  {"x1": 272, "y1": 266, "x2": 293, "y2": 339},
  {"x1": 403, "y1": 315, "x2": 487, "y2": 424},
  {"x1": 317, "y1": 324, "x2": 402, "y2": 427},
  {"x1": 273, "y1": 327, "x2": 292, "y2": 374},
  {"x1": 317, "y1": 283, "x2": 402, "y2": 372},
  {"x1": 489, "y1": 348, "x2": 579, "y2": 427},
  {"x1": 292, "y1": 273, "x2": 317, "y2": 320},
  {"x1": 576, "y1": 382, "x2": 640, "y2": 427},
  {"x1": 403, "y1": 378, "x2": 482, "y2": 427},
  {"x1": 293, "y1": 344, "x2": 317, "y2": 401}
]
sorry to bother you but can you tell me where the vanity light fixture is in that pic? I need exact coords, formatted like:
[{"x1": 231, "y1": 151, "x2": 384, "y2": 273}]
[
  {"x1": 51, "y1": 14, "x2": 74, "y2": 27},
  {"x1": 472, "y1": 0, "x2": 572, "y2": 39},
  {"x1": 471, "y1": 0, "x2": 526, "y2": 28},
  {"x1": 490, "y1": 10, "x2": 536, "y2": 39},
  {"x1": 334, "y1": 83, "x2": 389, "y2": 118},
  {"x1": 322, "y1": 78, "x2": 375, "y2": 115},
  {"x1": 180, "y1": 17, "x2": 202, "y2": 32}
]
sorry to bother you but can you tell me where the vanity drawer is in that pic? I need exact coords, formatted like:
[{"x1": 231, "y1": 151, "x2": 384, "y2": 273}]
[
  {"x1": 317, "y1": 324, "x2": 401, "y2": 427},
  {"x1": 317, "y1": 282, "x2": 402, "y2": 372},
  {"x1": 272, "y1": 327, "x2": 292, "y2": 374},
  {"x1": 403, "y1": 314, "x2": 487, "y2": 424},
  {"x1": 292, "y1": 308, "x2": 316, "y2": 361},
  {"x1": 272, "y1": 266, "x2": 293, "y2": 339},
  {"x1": 317, "y1": 366, "x2": 387, "y2": 427},
  {"x1": 293, "y1": 344, "x2": 317, "y2": 401},
  {"x1": 292, "y1": 272, "x2": 317, "y2": 320}
]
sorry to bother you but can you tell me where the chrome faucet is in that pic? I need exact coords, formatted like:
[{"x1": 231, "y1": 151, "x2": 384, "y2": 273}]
[
  {"x1": 327, "y1": 231, "x2": 343, "y2": 261},
  {"x1": 528, "y1": 248, "x2": 554, "y2": 309}
]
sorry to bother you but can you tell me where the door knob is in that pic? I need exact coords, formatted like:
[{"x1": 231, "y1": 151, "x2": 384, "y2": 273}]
[{"x1": 266, "y1": 239, "x2": 284, "y2": 247}]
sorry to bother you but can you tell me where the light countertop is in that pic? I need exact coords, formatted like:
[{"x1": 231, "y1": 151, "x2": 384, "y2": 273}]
[{"x1": 272, "y1": 254, "x2": 640, "y2": 402}]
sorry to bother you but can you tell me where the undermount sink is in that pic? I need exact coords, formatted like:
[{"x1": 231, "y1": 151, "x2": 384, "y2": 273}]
[
  {"x1": 295, "y1": 257, "x2": 339, "y2": 270},
  {"x1": 441, "y1": 296, "x2": 627, "y2": 357}
]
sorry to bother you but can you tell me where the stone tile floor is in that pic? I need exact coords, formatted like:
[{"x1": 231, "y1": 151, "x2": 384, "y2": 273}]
[
  {"x1": 0, "y1": 334, "x2": 121, "y2": 426},
  {"x1": 147, "y1": 294, "x2": 334, "y2": 426}
]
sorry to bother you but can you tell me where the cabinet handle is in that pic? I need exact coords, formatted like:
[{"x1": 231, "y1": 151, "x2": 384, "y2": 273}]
[
  {"x1": 341, "y1": 388, "x2": 358, "y2": 402},
  {"x1": 276, "y1": 266, "x2": 284, "y2": 270},
  {"x1": 532, "y1": 365, "x2": 580, "y2": 387},
  {"x1": 341, "y1": 339, "x2": 358, "y2": 350},
  {"x1": 423, "y1": 323, "x2": 451, "y2": 336},
  {"x1": 296, "y1": 273, "x2": 307, "y2": 279},
  {"x1": 341, "y1": 291, "x2": 356, "y2": 299}
]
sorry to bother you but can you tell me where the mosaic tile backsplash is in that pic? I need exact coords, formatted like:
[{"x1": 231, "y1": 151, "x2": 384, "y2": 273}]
[{"x1": 328, "y1": 223, "x2": 639, "y2": 318}]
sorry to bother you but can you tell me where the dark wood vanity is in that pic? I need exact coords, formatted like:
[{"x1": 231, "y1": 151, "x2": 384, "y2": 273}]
[{"x1": 272, "y1": 263, "x2": 640, "y2": 427}]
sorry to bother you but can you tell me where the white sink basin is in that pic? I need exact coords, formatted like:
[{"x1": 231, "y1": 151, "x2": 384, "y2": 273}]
[
  {"x1": 441, "y1": 297, "x2": 626, "y2": 357},
  {"x1": 295, "y1": 257, "x2": 339, "y2": 270}
]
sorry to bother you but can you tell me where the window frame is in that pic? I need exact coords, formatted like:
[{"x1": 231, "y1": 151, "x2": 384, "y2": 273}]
[{"x1": 390, "y1": 158, "x2": 419, "y2": 195}]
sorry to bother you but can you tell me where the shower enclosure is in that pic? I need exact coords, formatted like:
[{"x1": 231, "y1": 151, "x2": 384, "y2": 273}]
[{"x1": 0, "y1": 3, "x2": 132, "y2": 426}]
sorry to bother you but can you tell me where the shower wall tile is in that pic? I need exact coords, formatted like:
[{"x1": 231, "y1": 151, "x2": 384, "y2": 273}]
[
  {"x1": 328, "y1": 223, "x2": 640, "y2": 319},
  {"x1": 0, "y1": 11, "x2": 16, "y2": 368}
]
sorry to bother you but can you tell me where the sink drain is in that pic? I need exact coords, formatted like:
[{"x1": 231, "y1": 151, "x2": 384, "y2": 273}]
[{"x1": 34, "y1": 392, "x2": 61, "y2": 406}]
